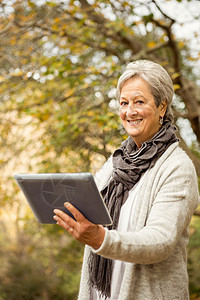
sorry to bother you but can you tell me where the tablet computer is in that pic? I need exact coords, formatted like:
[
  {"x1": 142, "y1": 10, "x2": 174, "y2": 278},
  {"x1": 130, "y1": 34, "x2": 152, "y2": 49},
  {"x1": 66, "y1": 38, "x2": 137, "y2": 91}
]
[{"x1": 15, "y1": 173, "x2": 112, "y2": 226}]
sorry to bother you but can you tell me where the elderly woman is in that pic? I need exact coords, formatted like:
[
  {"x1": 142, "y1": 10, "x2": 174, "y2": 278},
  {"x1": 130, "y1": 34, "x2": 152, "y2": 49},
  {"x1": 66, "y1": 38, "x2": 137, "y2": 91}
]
[{"x1": 53, "y1": 60, "x2": 199, "y2": 300}]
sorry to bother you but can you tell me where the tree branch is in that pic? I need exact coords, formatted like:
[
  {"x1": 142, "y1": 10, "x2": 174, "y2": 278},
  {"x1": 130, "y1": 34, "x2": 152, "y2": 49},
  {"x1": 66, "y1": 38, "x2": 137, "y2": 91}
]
[
  {"x1": 193, "y1": 210, "x2": 200, "y2": 217},
  {"x1": 78, "y1": 0, "x2": 142, "y2": 54},
  {"x1": 0, "y1": 19, "x2": 14, "y2": 36},
  {"x1": 152, "y1": 0, "x2": 175, "y2": 25},
  {"x1": 176, "y1": 131, "x2": 200, "y2": 177},
  {"x1": 0, "y1": 51, "x2": 19, "y2": 68}
]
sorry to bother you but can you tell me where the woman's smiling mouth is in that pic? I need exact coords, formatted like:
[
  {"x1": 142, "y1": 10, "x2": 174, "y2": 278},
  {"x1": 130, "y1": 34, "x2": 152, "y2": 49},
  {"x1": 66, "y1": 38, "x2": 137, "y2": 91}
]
[{"x1": 127, "y1": 119, "x2": 142, "y2": 125}]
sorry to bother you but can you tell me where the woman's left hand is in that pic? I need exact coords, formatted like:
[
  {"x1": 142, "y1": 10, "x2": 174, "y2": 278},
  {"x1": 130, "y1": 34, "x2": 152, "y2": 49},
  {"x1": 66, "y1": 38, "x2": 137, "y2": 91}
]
[{"x1": 53, "y1": 202, "x2": 105, "y2": 250}]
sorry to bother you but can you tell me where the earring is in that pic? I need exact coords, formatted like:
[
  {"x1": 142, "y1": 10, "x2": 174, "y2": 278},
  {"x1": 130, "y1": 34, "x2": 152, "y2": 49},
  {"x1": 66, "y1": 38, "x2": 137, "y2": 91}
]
[{"x1": 159, "y1": 116, "x2": 163, "y2": 125}]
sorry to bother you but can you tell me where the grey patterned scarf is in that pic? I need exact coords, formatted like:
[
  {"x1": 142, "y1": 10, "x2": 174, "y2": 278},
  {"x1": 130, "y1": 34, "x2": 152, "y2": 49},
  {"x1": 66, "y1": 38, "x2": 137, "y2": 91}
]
[{"x1": 88, "y1": 121, "x2": 179, "y2": 299}]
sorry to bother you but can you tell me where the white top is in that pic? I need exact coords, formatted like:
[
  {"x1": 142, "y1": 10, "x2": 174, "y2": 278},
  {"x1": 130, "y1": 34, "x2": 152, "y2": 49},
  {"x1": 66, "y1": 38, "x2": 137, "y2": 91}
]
[{"x1": 91, "y1": 171, "x2": 148, "y2": 300}]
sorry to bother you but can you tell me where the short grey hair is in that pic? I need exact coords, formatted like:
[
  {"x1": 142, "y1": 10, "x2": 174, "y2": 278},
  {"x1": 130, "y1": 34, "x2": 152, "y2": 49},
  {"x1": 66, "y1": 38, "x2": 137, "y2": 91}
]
[{"x1": 116, "y1": 60, "x2": 174, "y2": 122}]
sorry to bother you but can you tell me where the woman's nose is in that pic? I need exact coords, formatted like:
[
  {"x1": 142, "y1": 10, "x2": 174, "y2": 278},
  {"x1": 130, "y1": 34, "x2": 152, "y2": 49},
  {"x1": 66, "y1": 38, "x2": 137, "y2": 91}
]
[{"x1": 126, "y1": 105, "x2": 137, "y2": 117}]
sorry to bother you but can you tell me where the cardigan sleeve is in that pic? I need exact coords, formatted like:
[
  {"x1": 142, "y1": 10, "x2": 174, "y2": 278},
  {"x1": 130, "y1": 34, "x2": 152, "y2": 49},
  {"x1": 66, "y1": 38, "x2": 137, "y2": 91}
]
[{"x1": 92, "y1": 149, "x2": 200, "y2": 264}]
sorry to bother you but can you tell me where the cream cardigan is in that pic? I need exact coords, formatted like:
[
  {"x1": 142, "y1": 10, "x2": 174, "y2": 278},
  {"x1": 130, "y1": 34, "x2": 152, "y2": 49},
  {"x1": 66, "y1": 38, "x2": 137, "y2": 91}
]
[{"x1": 78, "y1": 143, "x2": 200, "y2": 300}]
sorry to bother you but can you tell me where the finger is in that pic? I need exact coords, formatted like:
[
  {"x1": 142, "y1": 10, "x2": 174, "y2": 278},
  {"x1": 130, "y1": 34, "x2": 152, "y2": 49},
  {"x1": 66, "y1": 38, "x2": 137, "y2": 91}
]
[
  {"x1": 64, "y1": 202, "x2": 87, "y2": 223},
  {"x1": 53, "y1": 208, "x2": 76, "y2": 228},
  {"x1": 54, "y1": 214, "x2": 74, "y2": 234}
]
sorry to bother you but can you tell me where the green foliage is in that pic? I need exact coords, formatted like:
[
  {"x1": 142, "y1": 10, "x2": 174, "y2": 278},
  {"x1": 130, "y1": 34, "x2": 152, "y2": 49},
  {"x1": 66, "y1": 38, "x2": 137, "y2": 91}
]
[
  {"x1": 0, "y1": 219, "x2": 84, "y2": 299},
  {"x1": 188, "y1": 215, "x2": 200, "y2": 298},
  {"x1": 0, "y1": 256, "x2": 51, "y2": 300}
]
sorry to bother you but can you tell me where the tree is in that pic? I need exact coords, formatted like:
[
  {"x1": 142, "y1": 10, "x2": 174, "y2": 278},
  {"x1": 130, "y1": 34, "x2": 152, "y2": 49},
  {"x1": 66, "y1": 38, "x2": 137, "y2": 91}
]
[{"x1": 1, "y1": 0, "x2": 200, "y2": 172}]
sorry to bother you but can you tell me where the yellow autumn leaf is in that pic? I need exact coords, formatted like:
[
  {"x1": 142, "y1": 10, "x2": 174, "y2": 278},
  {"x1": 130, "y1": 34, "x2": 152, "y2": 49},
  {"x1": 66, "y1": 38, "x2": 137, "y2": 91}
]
[
  {"x1": 87, "y1": 111, "x2": 94, "y2": 117},
  {"x1": 64, "y1": 89, "x2": 75, "y2": 98},
  {"x1": 53, "y1": 18, "x2": 61, "y2": 23},
  {"x1": 100, "y1": 42, "x2": 107, "y2": 48},
  {"x1": 10, "y1": 38, "x2": 16, "y2": 45},
  {"x1": 188, "y1": 56, "x2": 199, "y2": 61},
  {"x1": 171, "y1": 72, "x2": 180, "y2": 80},
  {"x1": 0, "y1": 76, "x2": 6, "y2": 82},
  {"x1": 39, "y1": 114, "x2": 50, "y2": 121},
  {"x1": 173, "y1": 84, "x2": 181, "y2": 91},
  {"x1": 147, "y1": 41, "x2": 156, "y2": 49},
  {"x1": 11, "y1": 70, "x2": 24, "y2": 76},
  {"x1": 178, "y1": 41, "x2": 185, "y2": 49},
  {"x1": 135, "y1": 20, "x2": 143, "y2": 26},
  {"x1": 0, "y1": 159, "x2": 6, "y2": 164}
]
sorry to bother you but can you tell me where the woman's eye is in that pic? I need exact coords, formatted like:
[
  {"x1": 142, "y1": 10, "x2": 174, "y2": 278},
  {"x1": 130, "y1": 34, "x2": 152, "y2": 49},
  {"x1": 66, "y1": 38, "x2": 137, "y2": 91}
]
[
  {"x1": 120, "y1": 101, "x2": 128, "y2": 106},
  {"x1": 135, "y1": 100, "x2": 144, "y2": 104}
]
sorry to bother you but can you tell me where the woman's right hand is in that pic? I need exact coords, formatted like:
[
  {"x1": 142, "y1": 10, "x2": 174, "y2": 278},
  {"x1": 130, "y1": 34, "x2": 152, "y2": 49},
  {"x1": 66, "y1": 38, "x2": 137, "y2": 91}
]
[{"x1": 53, "y1": 202, "x2": 105, "y2": 250}]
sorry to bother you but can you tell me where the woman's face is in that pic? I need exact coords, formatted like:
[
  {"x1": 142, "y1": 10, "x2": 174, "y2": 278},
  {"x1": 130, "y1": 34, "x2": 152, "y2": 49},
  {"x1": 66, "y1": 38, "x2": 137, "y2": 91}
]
[{"x1": 119, "y1": 77, "x2": 167, "y2": 148}]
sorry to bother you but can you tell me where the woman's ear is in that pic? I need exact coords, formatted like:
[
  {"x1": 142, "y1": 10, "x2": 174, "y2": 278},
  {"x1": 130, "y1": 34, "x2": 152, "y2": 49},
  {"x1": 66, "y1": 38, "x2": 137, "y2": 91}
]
[{"x1": 159, "y1": 100, "x2": 167, "y2": 117}]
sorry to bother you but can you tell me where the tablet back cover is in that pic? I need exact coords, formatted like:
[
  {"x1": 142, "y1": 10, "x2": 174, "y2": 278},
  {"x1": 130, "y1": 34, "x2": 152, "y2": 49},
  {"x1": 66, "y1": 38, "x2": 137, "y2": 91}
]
[{"x1": 15, "y1": 173, "x2": 112, "y2": 226}]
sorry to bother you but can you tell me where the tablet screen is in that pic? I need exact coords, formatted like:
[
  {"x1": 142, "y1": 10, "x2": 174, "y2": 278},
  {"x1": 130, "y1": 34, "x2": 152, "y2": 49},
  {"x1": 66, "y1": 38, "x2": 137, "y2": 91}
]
[{"x1": 15, "y1": 173, "x2": 112, "y2": 226}]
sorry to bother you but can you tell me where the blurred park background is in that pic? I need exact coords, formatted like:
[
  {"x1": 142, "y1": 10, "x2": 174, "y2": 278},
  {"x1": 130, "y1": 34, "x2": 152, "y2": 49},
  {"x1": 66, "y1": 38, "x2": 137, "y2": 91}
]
[{"x1": 0, "y1": 0, "x2": 200, "y2": 299}]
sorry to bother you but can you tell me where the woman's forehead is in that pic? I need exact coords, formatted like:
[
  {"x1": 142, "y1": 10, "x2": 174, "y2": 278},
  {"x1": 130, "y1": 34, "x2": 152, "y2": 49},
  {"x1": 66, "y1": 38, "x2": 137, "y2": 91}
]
[
  {"x1": 120, "y1": 92, "x2": 147, "y2": 100},
  {"x1": 120, "y1": 77, "x2": 153, "y2": 97}
]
